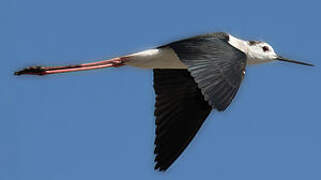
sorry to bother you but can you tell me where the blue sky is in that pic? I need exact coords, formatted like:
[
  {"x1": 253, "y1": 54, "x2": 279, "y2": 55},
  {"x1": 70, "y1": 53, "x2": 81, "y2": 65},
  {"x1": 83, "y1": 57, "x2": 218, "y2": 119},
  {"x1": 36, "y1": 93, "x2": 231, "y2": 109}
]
[{"x1": 2, "y1": 0, "x2": 321, "y2": 179}]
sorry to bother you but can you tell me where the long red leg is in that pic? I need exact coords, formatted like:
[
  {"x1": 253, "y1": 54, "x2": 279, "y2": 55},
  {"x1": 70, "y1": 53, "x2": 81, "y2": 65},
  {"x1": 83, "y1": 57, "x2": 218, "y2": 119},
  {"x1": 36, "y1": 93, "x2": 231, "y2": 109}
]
[{"x1": 14, "y1": 57, "x2": 129, "y2": 76}]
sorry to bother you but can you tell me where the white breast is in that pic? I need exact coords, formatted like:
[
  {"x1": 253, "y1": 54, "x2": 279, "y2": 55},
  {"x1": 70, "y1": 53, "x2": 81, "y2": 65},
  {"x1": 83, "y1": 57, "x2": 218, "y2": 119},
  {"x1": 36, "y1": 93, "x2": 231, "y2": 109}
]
[{"x1": 125, "y1": 47, "x2": 187, "y2": 69}]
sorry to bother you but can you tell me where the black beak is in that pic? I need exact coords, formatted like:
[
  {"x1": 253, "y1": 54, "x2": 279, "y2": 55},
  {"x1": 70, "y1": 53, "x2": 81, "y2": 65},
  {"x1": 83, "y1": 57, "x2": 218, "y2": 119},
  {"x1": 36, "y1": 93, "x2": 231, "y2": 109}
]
[{"x1": 276, "y1": 56, "x2": 314, "y2": 66}]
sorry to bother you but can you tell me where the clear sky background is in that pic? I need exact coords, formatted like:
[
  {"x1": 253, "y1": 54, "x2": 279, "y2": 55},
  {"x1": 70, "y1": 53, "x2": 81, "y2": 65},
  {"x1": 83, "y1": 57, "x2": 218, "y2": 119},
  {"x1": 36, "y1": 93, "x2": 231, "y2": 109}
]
[{"x1": 1, "y1": 0, "x2": 321, "y2": 179}]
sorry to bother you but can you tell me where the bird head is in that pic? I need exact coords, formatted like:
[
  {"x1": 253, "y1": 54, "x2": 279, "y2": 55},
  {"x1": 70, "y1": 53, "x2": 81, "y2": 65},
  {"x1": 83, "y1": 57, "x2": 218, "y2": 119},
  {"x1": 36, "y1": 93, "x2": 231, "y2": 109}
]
[{"x1": 246, "y1": 40, "x2": 314, "y2": 66}]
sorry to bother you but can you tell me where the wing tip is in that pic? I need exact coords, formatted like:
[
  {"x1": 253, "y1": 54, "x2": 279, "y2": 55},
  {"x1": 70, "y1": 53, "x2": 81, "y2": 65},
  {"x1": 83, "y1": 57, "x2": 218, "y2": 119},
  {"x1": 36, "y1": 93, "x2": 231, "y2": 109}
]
[{"x1": 154, "y1": 161, "x2": 170, "y2": 172}]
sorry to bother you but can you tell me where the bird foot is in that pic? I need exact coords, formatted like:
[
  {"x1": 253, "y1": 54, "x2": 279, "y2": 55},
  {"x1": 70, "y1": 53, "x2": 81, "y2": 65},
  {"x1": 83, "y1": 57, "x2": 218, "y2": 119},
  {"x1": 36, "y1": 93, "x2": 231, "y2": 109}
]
[{"x1": 14, "y1": 66, "x2": 46, "y2": 76}]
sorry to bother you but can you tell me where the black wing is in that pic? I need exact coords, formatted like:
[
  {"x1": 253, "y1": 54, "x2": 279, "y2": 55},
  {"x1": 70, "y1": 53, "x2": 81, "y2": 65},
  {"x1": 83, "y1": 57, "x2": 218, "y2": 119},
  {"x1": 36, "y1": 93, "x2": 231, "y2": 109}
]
[
  {"x1": 167, "y1": 32, "x2": 247, "y2": 111},
  {"x1": 153, "y1": 69, "x2": 212, "y2": 171},
  {"x1": 153, "y1": 33, "x2": 247, "y2": 171}
]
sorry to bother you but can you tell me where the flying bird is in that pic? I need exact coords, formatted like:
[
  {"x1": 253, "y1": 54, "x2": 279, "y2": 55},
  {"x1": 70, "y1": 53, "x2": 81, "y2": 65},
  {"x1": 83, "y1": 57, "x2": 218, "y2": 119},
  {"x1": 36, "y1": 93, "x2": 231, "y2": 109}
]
[{"x1": 15, "y1": 32, "x2": 314, "y2": 171}]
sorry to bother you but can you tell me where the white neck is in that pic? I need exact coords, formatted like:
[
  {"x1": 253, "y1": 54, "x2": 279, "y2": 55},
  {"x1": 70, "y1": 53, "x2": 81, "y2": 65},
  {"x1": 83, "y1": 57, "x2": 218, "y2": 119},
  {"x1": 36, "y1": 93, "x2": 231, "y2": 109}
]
[
  {"x1": 227, "y1": 34, "x2": 261, "y2": 65},
  {"x1": 228, "y1": 35, "x2": 249, "y2": 53}
]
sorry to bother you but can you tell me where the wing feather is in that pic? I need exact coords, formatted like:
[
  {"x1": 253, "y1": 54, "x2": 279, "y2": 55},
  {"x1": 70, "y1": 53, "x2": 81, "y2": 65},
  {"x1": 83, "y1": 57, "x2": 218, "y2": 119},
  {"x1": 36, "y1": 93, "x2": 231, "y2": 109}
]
[
  {"x1": 153, "y1": 69, "x2": 212, "y2": 171},
  {"x1": 167, "y1": 32, "x2": 247, "y2": 111},
  {"x1": 153, "y1": 32, "x2": 247, "y2": 171}
]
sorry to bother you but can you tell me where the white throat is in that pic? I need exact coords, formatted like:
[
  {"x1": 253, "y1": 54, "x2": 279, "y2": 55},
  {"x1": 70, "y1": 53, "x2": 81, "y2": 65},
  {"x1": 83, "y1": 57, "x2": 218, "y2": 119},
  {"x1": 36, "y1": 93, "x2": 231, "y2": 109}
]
[
  {"x1": 227, "y1": 35, "x2": 257, "y2": 65},
  {"x1": 227, "y1": 34, "x2": 275, "y2": 65}
]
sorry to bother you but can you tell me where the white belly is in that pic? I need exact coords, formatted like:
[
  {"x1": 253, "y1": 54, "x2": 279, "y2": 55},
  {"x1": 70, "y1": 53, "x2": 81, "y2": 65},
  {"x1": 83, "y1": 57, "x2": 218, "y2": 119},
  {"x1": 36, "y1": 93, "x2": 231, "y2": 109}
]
[{"x1": 125, "y1": 47, "x2": 187, "y2": 69}]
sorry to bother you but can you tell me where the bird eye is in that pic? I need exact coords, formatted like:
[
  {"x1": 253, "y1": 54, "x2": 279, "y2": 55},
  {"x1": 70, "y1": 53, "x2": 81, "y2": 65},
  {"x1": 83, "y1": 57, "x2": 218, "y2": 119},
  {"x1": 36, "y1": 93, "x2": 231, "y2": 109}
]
[{"x1": 262, "y1": 46, "x2": 269, "y2": 52}]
